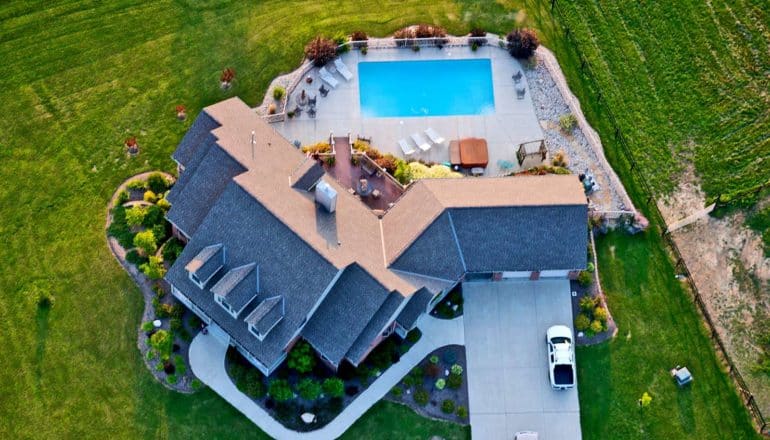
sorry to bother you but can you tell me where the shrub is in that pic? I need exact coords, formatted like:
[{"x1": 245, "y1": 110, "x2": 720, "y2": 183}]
[
  {"x1": 374, "y1": 155, "x2": 398, "y2": 174},
  {"x1": 156, "y1": 197, "x2": 171, "y2": 211},
  {"x1": 127, "y1": 179, "x2": 146, "y2": 191},
  {"x1": 170, "y1": 317, "x2": 182, "y2": 331},
  {"x1": 272, "y1": 86, "x2": 286, "y2": 101},
  {"x1": 594, "y1": 306, "x2": 609, "y2": 323},
  {"x1": 456, "y1": 405, "x2": 468, "y2": 418},
  {"x1": 578, "y1": 270, "x2": 593, "y2": 287},
  {"x1": 402, "y1": 375, "x2": 415, "y2": 388},
  {"x1": 406, "y1": 328, "x2": 422, "y2": 344},
  {"x1": 268, "y1": 379, "x2": 293, "y2": 402},
  {"x1": 140, "y1": 256, "x2": 166, "y2": 280},
  {"x1": 301, "y1": 142, "x2": 331, "y2": 155},
  {"x1": 296, "y1": 378, "x2": 321, "y2": 401},
  {"x1": 469, "y1": 27, "x2": 486, "y2": 39},
  {"x1": 239, "y1": 370, "x2": 264, "y2": 398},
  {"x1": 441, "y1": 399, "x2": 455, "y2": 414},
  {"x1": 447, "y1": 372, "x2": 462, "y2": 390},
  {"x1": 141, "y1": 321, "x2": 155, "y2": 333},
  {"x1": 579, "y1": 295, "x2": 597, "y2": 314},
  {"x1": 575, "y1": 313, "x2": 591, "y2": 332},
  {"x1": 133, "y1": 230, "x2": 157, "y2": 255},
  {"x1": 586, "y1": 262, "x2": 595, "y2": 273},
  {"x1": 142, "y1": 205, "x2": 164, "y2": 228},
  {"x1": 152, "y1": 224, "x2": 168, "y2": 243},
  {"x1": 125, "y1": 205, "x2": 147, "y2": 227},
  {"x1": 147, "y1": 173, "x2": 169, "y2": 193},
  {"x1": 345, "y1": 385, "x2": 359, "y2": 396},
  {"x1": 429, "y1": 355, "x2": 439, "y2": 364},
  {"x1": 413, "y1": 389, "x2": 429, "y2": 406},
  {"x1": 590, "y1": 319, "x2": 604, "y2": 334},
  {"x1": 191, "y1": 379, "x2": 202, "y2": 390},
  {"x1": 287, "y1": 341, "x2": 316, "y2": 373},
  {"x1": 408, "y1": 162, "x2": 463, "y2": 180},
  {"x1": 322, "y1": 378, "x2": 344, "y2": 398},
  {"x1": 115, "y1": 190, "x2": 129, "y2": 207},
  {"x1": 351, "y1": 30, "x2": 368, "y2": 48},
  {"x1": 189, "y1": 314, "x2": 201, "y2": 329},
  {"x1": 434, "y1": 378, "x2": 446, "y2": 390},
  {"x1": 506, "y1": 28, "x2": 540, "y2": 59},
  {"x1": 410, "y1": 366, "x2": 424, "y2": 379},
  {"x1": 551, "y1": 150, "x2": 569, "y2": 168},
  {"x1": 143, "y1": 190, "x2": 158, "y2": 203},
  {"x1": 425, "y1": 363, "x2": 440, "y2": 378},
  {"x1": 150, "y1": 329, "x2": 172, "y2": 359},
  {"x1": 471, "y1": 41, "x2": 479, "y2": 51},
  {"x1": 391, "y1": 386, "x2": 402, "y2": 397},
  {"x1": 393, "y1": 27, "x2": 415, "y2": 46},
  {"x1": 450, "y1": 364, "x2": 463, "y2": 375},
  {"x1": 559, "y1": 114, "x2": 577, "y2": 132},
  {"x1": 167, "y1": 374, "x2": 178, "y2": 385},
  {"x1": 162, "y1": 238, "x2": 184, "y2": 263},
  {"x1": 304, "y1": 36, "x2": 337, "y2": 67},
  {"x1": 394, "y1": 160, "x2": 412, "y2": 185},
  {"x1": 333, "y1": 31, "x2": 349, "y2": 53}
]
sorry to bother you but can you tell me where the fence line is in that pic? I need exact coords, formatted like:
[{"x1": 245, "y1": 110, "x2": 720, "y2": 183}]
[{"x1": 550, "y1": 0, "x2": 768, "y2": 434}]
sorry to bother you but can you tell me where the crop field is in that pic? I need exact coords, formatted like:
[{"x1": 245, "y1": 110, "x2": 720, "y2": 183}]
[{"x1": 0, "y1": 0, "x2": 765, "y2": 439}]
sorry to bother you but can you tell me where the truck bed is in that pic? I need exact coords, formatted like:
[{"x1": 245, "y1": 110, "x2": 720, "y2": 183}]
[{"x1": 554, "y1": 365, "x2": 574, "y2": 385}]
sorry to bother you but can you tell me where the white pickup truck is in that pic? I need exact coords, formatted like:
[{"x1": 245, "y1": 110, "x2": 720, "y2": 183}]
[{"x1": 547, "y1": 325, "x2": 576, "y2": 390}]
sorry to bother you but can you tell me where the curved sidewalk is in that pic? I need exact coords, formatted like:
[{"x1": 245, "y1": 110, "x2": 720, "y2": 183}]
[{"x1": 189, "y1": 315, "x2": 464, "y2": 439}]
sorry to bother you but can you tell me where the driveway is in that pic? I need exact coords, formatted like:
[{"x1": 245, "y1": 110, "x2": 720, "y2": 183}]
[{"x1": 463, "y1": 279, "x2": 582, "y2": 440}]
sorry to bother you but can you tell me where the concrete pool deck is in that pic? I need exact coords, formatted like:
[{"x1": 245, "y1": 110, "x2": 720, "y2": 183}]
[{"x1": 273, "y1": 45, "x2": 544, "y2": 176}]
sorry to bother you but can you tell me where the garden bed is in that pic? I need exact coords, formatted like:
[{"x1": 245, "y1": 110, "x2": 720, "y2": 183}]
[
  {"x1": 224, "y1": 329, "x2": 423, "y2": 431},
  {"x1": 385, "y1": 345, "x2": 469, "y2": 425},
  {"x1": 430, "y1": 284, "x2": 463, "y2": 319}
]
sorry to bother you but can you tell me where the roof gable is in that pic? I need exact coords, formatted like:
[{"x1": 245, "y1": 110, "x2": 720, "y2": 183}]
[
  {"x1": 185, "y1": 244, "x2": 224, "y2": 283},
  {"x1": 390, "y1": 211, "x2": 465, "y2": 281},
  {"x1": 246, "y1": 296, "x2": 284, "y2": 339},
  {"x1": 210, "y1": 263, "x2": 259, "y2": 313}
]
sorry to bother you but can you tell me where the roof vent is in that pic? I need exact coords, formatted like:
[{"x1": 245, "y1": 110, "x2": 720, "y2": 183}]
[{"x1": 315, "y1": 180, "x2": 337, "y2": 213}]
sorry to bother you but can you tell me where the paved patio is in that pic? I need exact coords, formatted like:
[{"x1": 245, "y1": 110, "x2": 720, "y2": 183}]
[
  {"x1": 189, "y1": 314, "x2": 463, "y2": 439},
  {"x1": 273, "y1": 45, "x2": 544, "y2": 176},
  {"x1": 463, "y1": 279, "x2": 582, "y2": 440}
]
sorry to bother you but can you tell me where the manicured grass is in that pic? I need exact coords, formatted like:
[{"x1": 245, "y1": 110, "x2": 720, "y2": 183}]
[{"x1": 0, "y1": 0, "x2": 763, "y2": 439}]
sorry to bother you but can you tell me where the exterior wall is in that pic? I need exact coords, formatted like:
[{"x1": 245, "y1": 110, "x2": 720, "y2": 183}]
[
  {"x1": 540, "y1": 269, "x2": 570, "y2": 278},
  {"x1": 501, "y1": 271, "x2": 531, "y2": 279},
  {"x1": 171, "y1": 285, "x2": 211, "y2": 325}
]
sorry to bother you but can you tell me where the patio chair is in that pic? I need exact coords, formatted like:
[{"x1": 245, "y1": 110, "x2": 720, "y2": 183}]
[
  {"x1": 410, "y1": 133, "x2": 431, "y2": 152},
  {"x1": 512, "y1": 70, "x2": 523, "y2": 83},
  {"x1": 333, "y1": 58, "x2": 354, "y2": 81},
  {"x1": 516, "y1": 86, "x2": 526, "y2": 99},
  {"x1": 308, "y1": 95, "x2": 317, "y2": 107},
  {"x1": 319, "y1": 85, "x2": 329, "y2": 97},
  {"x1": 308, "y1": 107, "x2": 316, "y2": 118},
  {"x1": 319, "y1": 66, "x2": 339, "y2": 88},
  {"x1": 398, "y1": 139, "x2": 416, "y2": 156},
  {"x1": 424, "y1": 128, "x2": 446, "y2": 145},
  {"x1": 292, "y1": 106, "x2": 302, "y2": 117}
]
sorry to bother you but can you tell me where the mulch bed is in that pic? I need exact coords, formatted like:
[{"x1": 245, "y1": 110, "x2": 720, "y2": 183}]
[
  {"x1": 385, "y1": 345, "x2": 469, "y2": 425},
  {"x1": 571, "y1": 279, "x2": 616, "y2": 345}
]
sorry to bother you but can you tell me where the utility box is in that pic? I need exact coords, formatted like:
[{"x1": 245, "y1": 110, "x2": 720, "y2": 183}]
[{"x1": 315, "y1": 180, "x2": 337, "y2": 213}]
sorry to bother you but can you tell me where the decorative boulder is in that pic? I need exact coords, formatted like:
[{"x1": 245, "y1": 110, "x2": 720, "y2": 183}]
[{"x1": 301, "y1": 413, "x2": 316, "y2": 424}]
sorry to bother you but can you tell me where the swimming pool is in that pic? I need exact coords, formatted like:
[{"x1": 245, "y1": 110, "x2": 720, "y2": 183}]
[{"x1": 358, "y1": 59, "x2": 495, "y2": 118}]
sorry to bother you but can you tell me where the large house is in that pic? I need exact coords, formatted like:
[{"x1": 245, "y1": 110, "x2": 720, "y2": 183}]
[{"x1": 164, "y1": 97, "x2": 588, "y2": 375}]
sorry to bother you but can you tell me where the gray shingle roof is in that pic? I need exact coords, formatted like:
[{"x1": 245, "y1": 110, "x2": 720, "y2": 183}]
[
  {"x1": 245, "y1": 296, "x2": 284, "y2": 337},
  {"x1": 396, "y1": 287, "x2": 434, "y2": 330},
  {"x1": 166, "y1": 144, "x2": 245, "y2": 236},
  {"x1": 166, "y1": 133, "x2": 217, "y2": 205},
  {"x1": 449, "y1": 205, "x2": 588, "y2": 272},
  {"x1": 345, "y1": 292, "x2": 404, "y2": 365},
  {"x1": 291, "y1": 158, "x2": 325, "y2": 191},
  {"x1": 210, "y1": 263, "x2": 259, "y2": 314},
  {"x1": 185, "y1": 244, "x2": 224, "y2": 283},
  {"x1": 390, "y1": 211, "x2": 465, "y2": 281},
  {"x1": 165, "y1": 182, "x2": 340, "y2": 369},
  {"x1": 302, "y1": 264, "x2": 396, "y2": 366},
  {"x1": 172, "y1": 111, "x2": 220, "y2": 167}
]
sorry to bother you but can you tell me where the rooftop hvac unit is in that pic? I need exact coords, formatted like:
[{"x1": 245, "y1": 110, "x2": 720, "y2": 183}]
[{"x1": 315, "y1": 180, "x2": 337, "y2": 213}]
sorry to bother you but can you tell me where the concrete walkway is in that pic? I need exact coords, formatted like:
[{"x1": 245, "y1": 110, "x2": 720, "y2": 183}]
[{"x1": 189, "y1": 315, "x2": 464, "y2": 439}]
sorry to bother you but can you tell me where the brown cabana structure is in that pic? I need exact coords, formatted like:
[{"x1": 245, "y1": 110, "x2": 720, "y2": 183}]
[
  {"x1": 516, "y1": 139, "x2": 547, "y2": 166},
  {"x1": 449, "y1": 137, "x2": 489, "y2": 169}
]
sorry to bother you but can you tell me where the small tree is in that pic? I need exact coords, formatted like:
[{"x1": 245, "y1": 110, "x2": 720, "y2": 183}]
[
  {"x1": 287, "y1": 340, "x2": 316, "y2": 373},
  {"x1": 268, "y1": 379, "x2": 294, "y2": 402},
  {"x1": 220, "y1": 68, "x2": 235, "y2": 89},
  {"x1": 304, "y1": 36, "x2": 337, "y2": 67},
  {"x1": 506, "y1": 28, "x2": 540, "y2": 59},
  {"x1": 296, "y1": 378, "x2": 322, "y2": 401},
  {"x1": 272, "y1": 86, "x2": 285, "y2": 101},
  {"x1": 147, "y1": 173, "x2": 169, "y2": 193},
  {"x1": 140, "y1": 256, "x2": 166, "y2": 280},
  {"x1": 134, "y1": 230, "x2": 157, "y2": 255},
  {"x1": 322, "y1": 378, "x2": 344, "y2": 398},
  {"x1": 150, "y1": 329, "x2": 172, "y2": 359},
  {"x1": 125, "y1": 205, "x2": 147, "y2": 227},
  {"x1": 639, "y1": 391, "x2": 652, "y2": 408}
]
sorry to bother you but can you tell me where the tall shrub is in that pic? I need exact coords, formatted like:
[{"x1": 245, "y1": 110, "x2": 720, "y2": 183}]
[
  {"x1": 506, "y1": 28, "x2": 540, "y2": 59},
  {"x1": 133, "y1": 230, "x2": 157, "y2": 255},
  {"x1": 304, "y1": 36, "x2": 337, "y2": 67},
  {"x1": 287, "y1": 340, "x2": 316, "y2": 373}
]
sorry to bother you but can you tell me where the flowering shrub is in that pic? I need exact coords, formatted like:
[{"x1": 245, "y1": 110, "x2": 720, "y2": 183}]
[
  {"x1": 435, "y1": 378, "x2": 446, "y2": 390},
  {"x1": 408, "y1": 162, "x2": 463, "y2": 180}
]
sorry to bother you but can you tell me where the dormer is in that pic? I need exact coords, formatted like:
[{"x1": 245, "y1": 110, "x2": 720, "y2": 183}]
[
  {"x1": 245, "y1": 295, "x2": 285, "y2": 341},
  {"x1": 210, "y1": 263, "x2": 259, "y2": 318},
  {"x1": 185, "y1": 244, "x2": 225, "y2": 288}
]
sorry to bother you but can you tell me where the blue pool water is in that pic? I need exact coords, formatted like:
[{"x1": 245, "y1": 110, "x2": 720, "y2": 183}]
[{"x1": 358, "y1": 59, "x2": 495, "y2": 117}]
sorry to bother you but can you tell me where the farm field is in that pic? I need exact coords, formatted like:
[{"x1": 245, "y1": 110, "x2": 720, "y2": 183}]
[{"x1": 0, "y1": 1, "x2": 765, "y2": 439}]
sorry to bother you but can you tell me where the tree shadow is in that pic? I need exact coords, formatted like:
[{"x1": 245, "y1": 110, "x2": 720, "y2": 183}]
[
  {"x1": 676, "y1": 385, "x2": 695, "y2": 433},
  {"x1": 35, "y1": 304, "x2": 51, "y2": 387}
]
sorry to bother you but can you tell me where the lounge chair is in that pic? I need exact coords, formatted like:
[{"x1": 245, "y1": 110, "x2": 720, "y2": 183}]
[
  {"x1": 516, "y1": 86, "x2": 526, "y2": 99},
  {"x1": 319, "y1": 67, "x2": 339, "y2": 88},
  {"x1": 410, "y1": 133, "x2": 431, "y2": 152},
  {"x1": 424, "y1": 128, "x2": 446, "y2": 145},
  {"x1": 308, "y1": 107, "x2": 316, "y2": 118},
  {"x1": 291, "y1": 106, "x2": 302, "y2": 116},
  {"x1": 512, "y1": 70, "x2": 522, "y2": 83},
  {"x1": 319, "y1": 85, "x2": 329, "y2": 97},
  {"x1": 398, "y1": 139, "x2": 415, "y2": 156},
  {"x1": 308, "y1": 95, "x2": 317, "y2": 107},
  {"x1": 333, "y1": 58, "x2": 353, "y2": 81}
]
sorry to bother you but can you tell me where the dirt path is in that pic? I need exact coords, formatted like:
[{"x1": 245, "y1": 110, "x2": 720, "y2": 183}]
[{"x1": 659, "y1": 169, "x2": 770, "y2": 415}]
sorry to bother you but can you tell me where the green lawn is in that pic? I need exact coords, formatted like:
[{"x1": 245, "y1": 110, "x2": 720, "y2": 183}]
[{"x1": 0, "y1": 0, "x2": 765, "y2": 439}]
